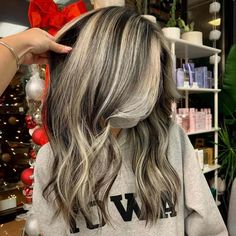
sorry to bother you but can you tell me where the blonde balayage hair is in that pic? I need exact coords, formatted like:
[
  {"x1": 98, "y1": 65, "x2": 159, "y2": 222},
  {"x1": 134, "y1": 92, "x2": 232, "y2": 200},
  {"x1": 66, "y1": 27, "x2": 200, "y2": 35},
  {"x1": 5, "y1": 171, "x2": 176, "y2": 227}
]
[{"x1": 43, "y1": 7, "x2": 180, "y2": 229}]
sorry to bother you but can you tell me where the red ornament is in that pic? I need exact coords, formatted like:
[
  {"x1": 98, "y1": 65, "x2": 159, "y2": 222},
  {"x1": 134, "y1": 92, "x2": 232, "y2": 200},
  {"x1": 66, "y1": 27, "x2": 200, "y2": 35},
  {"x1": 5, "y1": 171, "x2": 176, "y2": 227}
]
[
  {"x1": 32, "y1": 127, "x2": 48, "y2": 146},
  {"x1": 29, "y1": 150, "x2": 37, "y2": 160},
  {"x1": 25, "y1": 115, "x2": 37, "y2": 129},
  {"x1": 23, "y1": 187, "x2": 33, "y2": 204},
  {"x1": 25, "y1": 196, "x2": 32, "y2": 204},
  {"x1": 23, "y1": 187, "x2": 33, "y2": 197},
  {"x1": 21, "y1": 168, "x2": 34, "y2": 186}
]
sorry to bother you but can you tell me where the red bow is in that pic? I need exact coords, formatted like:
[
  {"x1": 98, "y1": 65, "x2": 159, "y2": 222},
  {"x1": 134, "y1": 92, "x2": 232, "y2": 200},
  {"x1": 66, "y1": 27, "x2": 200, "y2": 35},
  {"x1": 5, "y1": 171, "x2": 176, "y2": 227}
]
[{"x1": 28, "y1": 0, "x2": 87, "y2": 35}]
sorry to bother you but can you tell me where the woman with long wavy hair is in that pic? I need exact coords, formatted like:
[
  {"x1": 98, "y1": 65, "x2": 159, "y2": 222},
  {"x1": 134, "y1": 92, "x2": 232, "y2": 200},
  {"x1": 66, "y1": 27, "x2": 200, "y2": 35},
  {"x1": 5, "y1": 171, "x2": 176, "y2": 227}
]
[{"x1": 33, "y1": 7, "x2": 228, "y2": 236}]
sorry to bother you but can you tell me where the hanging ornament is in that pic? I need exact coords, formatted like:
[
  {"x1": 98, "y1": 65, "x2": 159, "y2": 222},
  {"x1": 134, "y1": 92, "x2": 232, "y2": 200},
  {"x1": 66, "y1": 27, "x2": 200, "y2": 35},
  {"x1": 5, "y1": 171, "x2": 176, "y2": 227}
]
[
  {"x1": 209, "y1": 2, "x2": 221, "y2": 14},
  {"x1": 25, "y1": 115, "x2": 37, "y2": 129},
  {"x1": 1, "y1": 153, "x2": 11, "y2": 162},
  {"x1": 25, "y1": 72, "x2": 45, "y2": 101},
  {"x1": 25, "y1": 215, "x2": 40, "y2": 236},
  {"x1": 8, "y1": 116, "x2": 18, "y2": 125},
  {"x1": 209, "y1": 55, "x2": 221, "y2": 64},
  {"x1": 23, "y1": 186, "x2": 34, "y2": 204},
  {"x1": 29, "y1": 126, "x2": 39, "y2": 136},
  {"x1": 21, "y1": 168, "x2": 34, "y2": 186},
  {"x1": 53, "y1": 0, "x2": 71, "y2": 4},
  {"x1": 32, "y1": 127, "x2": 48, "y2": 146},
  {"x1": 209, "y1": 29, "x2": 221, "y2": 41},
  {"x1": 29, "y1": 149, "x2": 37, "y2": 160},
  {"x1": 32, "y1": 110, "x2": 42, "y2": 124}
]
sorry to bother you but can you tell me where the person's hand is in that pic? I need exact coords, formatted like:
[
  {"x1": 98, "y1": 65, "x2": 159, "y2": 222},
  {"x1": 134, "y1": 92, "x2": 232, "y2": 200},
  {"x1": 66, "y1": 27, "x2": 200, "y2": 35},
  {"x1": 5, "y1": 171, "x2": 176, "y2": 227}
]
[{"x1": 4, "y1": 28, "x2": 72, "y2": 65}]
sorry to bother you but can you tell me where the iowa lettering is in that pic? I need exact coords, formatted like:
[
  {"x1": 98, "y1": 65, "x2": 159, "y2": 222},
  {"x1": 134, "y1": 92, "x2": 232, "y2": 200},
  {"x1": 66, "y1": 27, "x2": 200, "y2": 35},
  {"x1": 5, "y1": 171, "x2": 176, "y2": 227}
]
[{"x1": 70, "y1": 193, "x2": 177, "y2": 233}]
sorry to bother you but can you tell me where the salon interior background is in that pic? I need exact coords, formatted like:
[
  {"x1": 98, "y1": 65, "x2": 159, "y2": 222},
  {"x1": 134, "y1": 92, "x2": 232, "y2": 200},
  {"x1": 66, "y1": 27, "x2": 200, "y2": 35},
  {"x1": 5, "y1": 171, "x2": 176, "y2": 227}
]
[{"x1": 0, "y1": 0, "x2": 235, "y2": 73}]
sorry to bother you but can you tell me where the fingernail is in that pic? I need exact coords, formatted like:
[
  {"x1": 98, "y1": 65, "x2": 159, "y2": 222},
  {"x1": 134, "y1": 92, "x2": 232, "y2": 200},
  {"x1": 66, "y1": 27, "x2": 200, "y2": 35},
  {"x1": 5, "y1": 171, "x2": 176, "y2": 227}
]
[{"x1": 64, "y1": 46, "x2": 72, "y2": 51}]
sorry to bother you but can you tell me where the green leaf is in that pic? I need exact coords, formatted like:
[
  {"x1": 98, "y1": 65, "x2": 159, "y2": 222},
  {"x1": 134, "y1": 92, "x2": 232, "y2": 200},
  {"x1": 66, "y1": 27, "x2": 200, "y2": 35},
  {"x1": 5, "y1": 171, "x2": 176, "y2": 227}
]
[{"x1": 220, "y1": 44, "x2": 236, "y2": 116}]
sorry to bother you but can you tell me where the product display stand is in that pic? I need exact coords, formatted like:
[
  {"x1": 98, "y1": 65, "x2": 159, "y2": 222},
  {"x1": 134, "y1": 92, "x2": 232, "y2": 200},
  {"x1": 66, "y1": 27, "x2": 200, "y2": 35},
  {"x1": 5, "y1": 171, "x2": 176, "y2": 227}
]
[{"x1": 167, "y1": 37, "x2": 221, "y2": 205}]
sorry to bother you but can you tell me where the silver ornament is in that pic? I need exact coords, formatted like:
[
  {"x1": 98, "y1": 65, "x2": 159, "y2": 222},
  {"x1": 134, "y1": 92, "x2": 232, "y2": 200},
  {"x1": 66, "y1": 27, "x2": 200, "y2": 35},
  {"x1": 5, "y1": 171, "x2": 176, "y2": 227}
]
[
  {"x1": 25, "y1": 215, "x2": 40, "y2": 236},
  {"x1": 33, "y1": 112, "x2": 42, "y2": 124},
  {"x1": 53, "y1": 0, "x2": 71, "y2": 4},
  {"x1": 25, "y1": 73, "x2": 45, "y2": 101}
]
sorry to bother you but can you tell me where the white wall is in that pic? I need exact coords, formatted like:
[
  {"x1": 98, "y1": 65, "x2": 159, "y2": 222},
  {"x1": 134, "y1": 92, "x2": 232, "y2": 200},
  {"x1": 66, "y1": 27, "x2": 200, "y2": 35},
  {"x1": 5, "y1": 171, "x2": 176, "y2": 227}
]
[{"x1": 0, "y1": 22, "x2": 28, "y2": 37}]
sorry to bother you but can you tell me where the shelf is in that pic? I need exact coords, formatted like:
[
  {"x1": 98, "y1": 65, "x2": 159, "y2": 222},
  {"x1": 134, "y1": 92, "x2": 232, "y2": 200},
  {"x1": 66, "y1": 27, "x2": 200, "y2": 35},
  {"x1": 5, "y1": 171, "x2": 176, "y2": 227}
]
[
  {"x1": 187, "y1": 128, "x2": 220, "y2": 136},
  {"x1": 0, "y1": 183, "x2": 24, "y2": 193},
  {"x1": 177, "y1": 88, "x2": 221, "y2": 94},
  {"x1": 203, "y1": 164, "x2": 221, "y2": 174},
  {"x1": 167, "y1": 37, "x2": 221, "y2": 59}
]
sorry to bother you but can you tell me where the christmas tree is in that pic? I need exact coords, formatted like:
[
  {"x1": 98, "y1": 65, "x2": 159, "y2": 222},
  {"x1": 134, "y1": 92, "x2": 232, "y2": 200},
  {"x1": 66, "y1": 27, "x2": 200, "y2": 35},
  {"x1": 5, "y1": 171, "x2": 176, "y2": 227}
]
[{"x1": 0, "y1": 66, "x2": 32, "y2": 212}]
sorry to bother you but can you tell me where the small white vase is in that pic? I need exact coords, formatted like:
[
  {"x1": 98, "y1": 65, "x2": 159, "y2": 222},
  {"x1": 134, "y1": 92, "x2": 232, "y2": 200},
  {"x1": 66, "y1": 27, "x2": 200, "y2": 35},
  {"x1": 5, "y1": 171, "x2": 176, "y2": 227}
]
[
  {"x1": 142, "y1": 15, "x2": 156, "y2": 23},
  {"x1": 209, "y1": 29, "x2": 221, "y2": 40},
  {"x1": 162, "y1": 27, "x2": 180, "y2": 39},
  {"x1": 181, "y1": 31, "x2": 203, "y2": 45},
  {"x1": 209, "y1": 2, "x2": 221, "y2": 14},
  {"x1": 93, "y1": 0, "x2": 125, "y2": 9}
]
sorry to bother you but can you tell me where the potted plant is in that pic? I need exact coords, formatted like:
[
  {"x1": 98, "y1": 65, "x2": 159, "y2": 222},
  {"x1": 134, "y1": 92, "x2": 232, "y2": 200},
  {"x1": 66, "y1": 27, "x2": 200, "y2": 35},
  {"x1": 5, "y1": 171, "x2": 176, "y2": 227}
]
[
  {"x1": 162, "y1": 0, "x2": 181, "y2": 39},
  {"x1": 178, "y1": 19, "x2": 203, "y2": 45},
  {"x1": 218, "y1": 125, "x2": 236, "y2": 188},
  {"x1": 217, "y1": 45, "x2": 236, "y2": 191}
]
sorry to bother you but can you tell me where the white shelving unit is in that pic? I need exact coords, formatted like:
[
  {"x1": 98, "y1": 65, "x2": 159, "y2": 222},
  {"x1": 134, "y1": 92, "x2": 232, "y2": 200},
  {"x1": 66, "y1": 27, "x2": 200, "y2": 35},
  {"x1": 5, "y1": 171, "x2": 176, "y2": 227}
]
[
  {"x1": 203, "y1": 164, "x2": 221, "y2": 174},
  {"x1": 167, "y1": 37, "x2": 221, "y2": 202},
  {"x1": 177, "y1": 88, "x2": 221, "y2": 94},
  {"x1": 187, "y1": 128, "x2": 221, "y2": 136}
]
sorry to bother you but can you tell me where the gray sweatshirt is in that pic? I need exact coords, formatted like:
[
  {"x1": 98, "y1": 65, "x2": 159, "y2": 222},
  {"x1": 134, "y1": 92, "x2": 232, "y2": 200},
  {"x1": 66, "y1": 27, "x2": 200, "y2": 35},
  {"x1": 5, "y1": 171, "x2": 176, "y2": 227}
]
[{"x1": 33, "y1": 124, "x2": 228, "y2": 236}]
